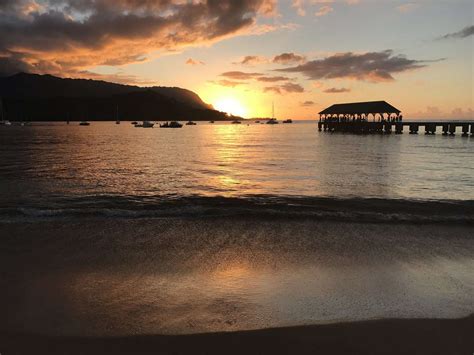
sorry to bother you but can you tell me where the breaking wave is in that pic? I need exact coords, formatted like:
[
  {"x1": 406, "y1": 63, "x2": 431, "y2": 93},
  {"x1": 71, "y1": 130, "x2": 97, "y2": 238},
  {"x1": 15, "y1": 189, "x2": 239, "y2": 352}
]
[{"x1": 1, "y1": 195, "x2": 473, "y2": 224}]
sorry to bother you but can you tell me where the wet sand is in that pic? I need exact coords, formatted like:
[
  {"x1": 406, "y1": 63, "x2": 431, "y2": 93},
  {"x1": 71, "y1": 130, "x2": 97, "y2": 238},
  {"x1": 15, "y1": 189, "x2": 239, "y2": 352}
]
[
  {"x1": 1, "y1": 315, "x2": 473, "y2": 355},
  {"x1": 1, "y1": 217, "x2": 473, "y2": 352}
]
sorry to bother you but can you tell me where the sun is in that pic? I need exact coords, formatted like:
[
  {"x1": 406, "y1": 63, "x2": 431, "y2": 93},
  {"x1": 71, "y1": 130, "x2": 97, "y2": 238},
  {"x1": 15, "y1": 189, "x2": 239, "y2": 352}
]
[{"x1": 214, "y1": 98, "x2": 247, "y2": 118}]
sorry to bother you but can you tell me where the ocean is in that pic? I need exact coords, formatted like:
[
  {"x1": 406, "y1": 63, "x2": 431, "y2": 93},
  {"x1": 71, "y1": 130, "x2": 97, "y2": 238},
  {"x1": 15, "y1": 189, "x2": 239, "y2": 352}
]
[{"x1": 0, "y1": 121, "x2": 473, "y2": 336}]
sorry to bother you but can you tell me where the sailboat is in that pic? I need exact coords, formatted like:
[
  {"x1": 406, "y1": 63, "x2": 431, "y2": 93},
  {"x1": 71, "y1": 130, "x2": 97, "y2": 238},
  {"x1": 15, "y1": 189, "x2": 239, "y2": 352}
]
[
  {"x1": 0, "y1": 97, "x2": 11, "y2": 126},
  {"x1": 266, "y1": 101, "x2": 278, "y2": 124},
  {"x1": 115, "y1": 105, "x2": 120, "y2": 124}
]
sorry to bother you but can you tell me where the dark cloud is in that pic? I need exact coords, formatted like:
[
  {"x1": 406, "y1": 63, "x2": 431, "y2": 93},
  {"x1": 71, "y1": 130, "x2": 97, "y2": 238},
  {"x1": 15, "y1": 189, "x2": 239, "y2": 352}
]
[
  {"x1": 277, "y1": 50, "x2": 428, "y2": 82},
  {"x1": 324, "y1": 87, "x2": 350, "y2": 93},
  {"x1": 256, "y1": 75, "x2": 289, "y2": 82},
  {"x1": 220, "y1": 71, "x2": 263, "y2": 80},
  {"x1": 273, "y1": 52, "x2": 306, "y2": 65},
  {"x1": 0, "y1": 0, "x2": 277, "y2": 77},
  {"x1": 282, "y1": 82, "x2": 304, "y2": 92},
  {"x1": 439, "y1": 25, "x2": 474, "y2": 40},
  {"x1": 301, "y1": 100, "x2": 315, "y2": 106},
  {"x1": 234, "y1": 55, "x2": 267, "y2": 65},
  {"x1": 264, "y1": 82, "x2": 304, "y2": 94}
]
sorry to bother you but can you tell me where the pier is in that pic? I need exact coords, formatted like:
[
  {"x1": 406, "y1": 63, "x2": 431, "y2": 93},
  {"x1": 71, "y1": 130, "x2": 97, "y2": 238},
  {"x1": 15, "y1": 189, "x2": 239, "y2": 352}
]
[{"x1": 317, "y1": 101, "x2": 473, "y2": 137}]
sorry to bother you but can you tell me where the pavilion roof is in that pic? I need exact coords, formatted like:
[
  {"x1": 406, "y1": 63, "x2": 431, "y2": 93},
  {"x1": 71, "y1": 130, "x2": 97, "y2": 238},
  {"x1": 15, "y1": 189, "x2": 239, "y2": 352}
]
[{"x1": 319, "y1": 101, "x2": 401, "y2": 115}]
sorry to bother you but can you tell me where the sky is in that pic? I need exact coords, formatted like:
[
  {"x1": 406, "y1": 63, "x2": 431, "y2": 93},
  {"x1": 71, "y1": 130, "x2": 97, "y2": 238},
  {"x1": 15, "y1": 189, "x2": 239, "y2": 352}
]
[{"x1": 0, "y1": 0, "x2": 472, "y2": 119}]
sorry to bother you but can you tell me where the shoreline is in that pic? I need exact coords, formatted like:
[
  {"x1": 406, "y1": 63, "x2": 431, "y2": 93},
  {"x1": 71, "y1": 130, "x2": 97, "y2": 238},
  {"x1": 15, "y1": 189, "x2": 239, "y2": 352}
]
[{"x1": 1, "y1": 315, "x2": 473, "y2": 355}]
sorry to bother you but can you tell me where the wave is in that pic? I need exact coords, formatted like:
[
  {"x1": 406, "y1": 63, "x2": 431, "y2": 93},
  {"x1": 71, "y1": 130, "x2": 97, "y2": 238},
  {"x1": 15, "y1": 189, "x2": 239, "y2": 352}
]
[{"x1": 1, "y1": 195, "x2": 473, "y2": 224}]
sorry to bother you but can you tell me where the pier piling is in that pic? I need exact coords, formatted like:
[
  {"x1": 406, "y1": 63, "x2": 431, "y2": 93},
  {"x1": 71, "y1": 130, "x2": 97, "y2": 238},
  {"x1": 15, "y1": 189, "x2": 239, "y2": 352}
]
[
  {"x1": 449, "y1": 124, "x2": 456, "y2": 136},
  {"x1": 395, "y1": 123, "x2": 403, "y2": 134},
  {"x1": 461, "y1": 124, "x2": 469, "y2": 137},
  {"x1": 409, "y1": 124, "x2": 419, "y2": 134},
  {"x1": 442, "y1": 124, "x2": 449, "y2": 136}
]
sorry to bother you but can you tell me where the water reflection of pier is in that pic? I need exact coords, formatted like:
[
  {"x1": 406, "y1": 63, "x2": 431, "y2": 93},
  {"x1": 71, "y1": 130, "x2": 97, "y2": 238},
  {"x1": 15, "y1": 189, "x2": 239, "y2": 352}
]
[{"x1": 318, "y1": 101, "x2": 473, "y2": 136}]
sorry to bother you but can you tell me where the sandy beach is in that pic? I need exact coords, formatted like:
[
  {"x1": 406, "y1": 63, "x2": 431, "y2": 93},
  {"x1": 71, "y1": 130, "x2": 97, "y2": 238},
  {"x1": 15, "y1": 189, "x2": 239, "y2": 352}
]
[{"x1": 1, "y1": 217, "x2": 473, "y2": 343}]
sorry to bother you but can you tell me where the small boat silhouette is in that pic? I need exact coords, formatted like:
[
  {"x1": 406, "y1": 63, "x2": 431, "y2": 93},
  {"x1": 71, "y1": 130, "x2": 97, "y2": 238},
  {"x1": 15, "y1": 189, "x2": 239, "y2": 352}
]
[
  {"x1": 160, "y1": 121, "x2": 183, "y2": 128},
  {"x1": 135, "y1": 121, "x2": 154, "y2": 128}
]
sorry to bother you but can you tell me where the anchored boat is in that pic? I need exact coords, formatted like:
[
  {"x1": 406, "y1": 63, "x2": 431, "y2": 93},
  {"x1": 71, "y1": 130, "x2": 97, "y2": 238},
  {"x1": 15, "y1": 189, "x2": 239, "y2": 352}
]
[{"x1": 160, "y1": 121, "x2": 183, "y2": 128}]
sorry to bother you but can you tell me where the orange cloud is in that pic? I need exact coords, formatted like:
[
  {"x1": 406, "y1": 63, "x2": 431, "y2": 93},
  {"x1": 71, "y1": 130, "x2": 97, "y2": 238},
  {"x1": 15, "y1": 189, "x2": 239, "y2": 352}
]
[
  {"x1": 0, "y1": 0, "x2": 278, "y2": 77},
  {"x1": 186, "y1": 58, "x2": 205, "y2": 66}
]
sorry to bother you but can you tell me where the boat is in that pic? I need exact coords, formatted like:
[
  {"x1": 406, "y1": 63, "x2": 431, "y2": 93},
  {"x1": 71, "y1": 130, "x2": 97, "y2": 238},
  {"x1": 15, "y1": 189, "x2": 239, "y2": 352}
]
[
  {"x1": 135, "y1": 121, "x2": 154, "y2": 128},
  {"x1": 0, "y1": 97, "x2": 10, "y2": 125},
  {"x1": 231, "y1": 119, "x2": 241, "y2": 124},
  {"x1": 209, "y1": 121, "x2": 215, "y2": 124},
  {"x1": 186, "y1": 121, "x2": 197, "y2": 125},
  {"x1": 160, "y1": 121, "x2": 183, "y2": 128},
  {"x1": 79, "y1": 121, "x2": 90, "y2": 126},
  {"x1": 131, "y1": 121, "x2": 138, "y2": 125},
  {"x1": 283, "y1": 119, "x2": 293, "y2": 124},
  {"x1": 266, "y1": 102, "x2": 279, "y2": 124},
  {"x1": 255, "y1": 120, "x2": 260, "y2": 123},
  {"x1": 115, "y1": 105, "x2": 120, "y2": 124}
]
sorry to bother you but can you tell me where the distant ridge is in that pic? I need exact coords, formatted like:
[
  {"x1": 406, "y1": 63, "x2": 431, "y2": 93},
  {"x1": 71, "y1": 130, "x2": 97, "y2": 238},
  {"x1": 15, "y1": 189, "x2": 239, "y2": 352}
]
[{"x1": 0, "y1": 73, "x2": 233, "y2": 121}]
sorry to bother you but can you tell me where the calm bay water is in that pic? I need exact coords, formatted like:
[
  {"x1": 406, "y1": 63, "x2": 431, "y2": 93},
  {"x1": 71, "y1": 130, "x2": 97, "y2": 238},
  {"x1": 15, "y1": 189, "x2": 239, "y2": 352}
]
[
  {"x1": 0, "y1": 121, "x2": 473, "y2": 336},
  {"x1": 0, "y1": 121, "x2": 473, "y2": 212}
]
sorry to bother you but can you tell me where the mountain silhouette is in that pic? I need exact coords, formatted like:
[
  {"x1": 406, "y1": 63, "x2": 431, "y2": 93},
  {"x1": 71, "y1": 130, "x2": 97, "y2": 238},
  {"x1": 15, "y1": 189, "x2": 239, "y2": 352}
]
[{"x1": 0, "y1": 73, "x2": 233, "y2": 121}]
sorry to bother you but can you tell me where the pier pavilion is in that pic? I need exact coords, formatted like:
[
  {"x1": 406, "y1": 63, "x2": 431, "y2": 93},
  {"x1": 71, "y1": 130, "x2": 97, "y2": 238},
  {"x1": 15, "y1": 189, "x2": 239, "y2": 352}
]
[
  {"x1": 318, "y1": 100, "x2": 473, "y2": 136},
  {"x1": 319, "y1": 101, "x2": 402, "y2": 123}
]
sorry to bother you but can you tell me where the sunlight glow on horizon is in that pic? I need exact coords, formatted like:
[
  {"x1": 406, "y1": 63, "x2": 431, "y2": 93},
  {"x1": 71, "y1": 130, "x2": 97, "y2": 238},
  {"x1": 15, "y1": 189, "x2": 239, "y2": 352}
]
[{"x1": 213, "y1": 98, "x2": 248, "y2": 118}]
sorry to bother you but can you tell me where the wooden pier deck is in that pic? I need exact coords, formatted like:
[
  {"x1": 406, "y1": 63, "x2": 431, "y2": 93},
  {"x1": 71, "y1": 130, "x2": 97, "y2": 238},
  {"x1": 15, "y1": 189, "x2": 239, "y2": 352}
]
[{"x1": 318, "y1": 121, "x2": 474, "y2": 136}]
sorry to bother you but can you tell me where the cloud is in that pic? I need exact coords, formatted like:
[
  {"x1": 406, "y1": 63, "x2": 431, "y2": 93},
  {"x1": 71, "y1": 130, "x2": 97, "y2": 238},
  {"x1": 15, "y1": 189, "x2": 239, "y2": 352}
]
[
  {"x1": 0, "y1": 0, "x2": 278, "y2": 77},
  {"x1": 213, "y1": 79, "x2": 246, "y2": 88},
  {"x1": 220, "y1": 71, "x2": 263, "y2": 80},
  {"x1": 410, "y1": 106, "x2": 474, "y2": 119},
  {"x1": 273, "y1": 52, "x2": 306, "y2": 65},
  {"x1": 396, "y1": 3, "x2": 420, "y2": 13},
  {"x1": 315, "y1": 5, "x2": 333, "y2": 17},
  {"x1": 292, "y1": 0, "x2": 306, "y2": 16},
  {"x1": 264, "y1": 82, "x2": 304, "y2": 94},
  {"x1": 282, "y1": 82, "x2": 305, "y2": 92},
  {"x1": 257, "y1": 75, "x2": 290, "y2": 82},
  {"x1": 277, "y1": 50, "x2": 429, "y2": 82},
  {"x1": 186, "y1": 58, "x2": 204, "y2": 66},
  {"x1": 302, "y1": 100, "x2": 315, "y2": 106},
  {"x1": 292, "y1": 0, "x2": 357, "y2": 17},
  {"x1": 323, "y1": 87, "x2": 350, "y2": 93},
  {"x1": 439, "y1": 25, "x2": 474, "y2": 40},
  {"x1": 451, "y1": 108, "x2": 474, "y2": 119},
  {"x1": 234, "y1": 55, "x2": 267, "y2": 65}
]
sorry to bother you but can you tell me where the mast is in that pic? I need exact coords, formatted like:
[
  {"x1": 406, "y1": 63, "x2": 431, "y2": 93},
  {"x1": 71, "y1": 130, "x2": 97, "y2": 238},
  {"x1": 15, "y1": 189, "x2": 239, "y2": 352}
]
[{"x1": 272, "y1": 101, "x2": 275, "y2": 119}]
